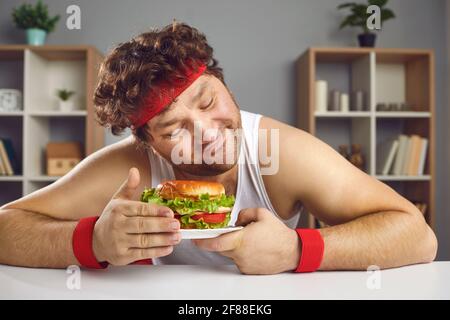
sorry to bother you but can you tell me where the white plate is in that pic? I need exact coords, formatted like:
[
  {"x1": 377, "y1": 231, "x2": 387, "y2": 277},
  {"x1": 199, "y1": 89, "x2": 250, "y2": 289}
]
[{"x1": 180, "y1": 226, "x2": 243, "y2": 239}]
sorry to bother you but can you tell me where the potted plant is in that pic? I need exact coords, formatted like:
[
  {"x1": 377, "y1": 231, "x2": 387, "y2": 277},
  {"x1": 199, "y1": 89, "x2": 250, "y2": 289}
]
[
  {"x1": 337, "y1": 0, "x2": 395, "y2": 47},
  {"x1": 56, "y1": 89, "x2": 76, "y2": 112},
  {"x1": 12, "y1": 0, "x2": 60, "y2": 46}
]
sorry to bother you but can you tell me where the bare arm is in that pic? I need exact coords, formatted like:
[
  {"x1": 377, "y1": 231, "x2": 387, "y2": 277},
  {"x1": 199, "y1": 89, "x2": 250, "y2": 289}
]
[
  {"x1": 193, "y1": 117, "x2": 437, "y2": 274},
  {"x1": 271, "y1": 118, "x2": 438, "y2": 270},
  {"x1": 0, "y1": 209, "x2": 78, "y2": 268},
  {"x1": 0, "y1": 136, "x2": 155, "y2": 268}
]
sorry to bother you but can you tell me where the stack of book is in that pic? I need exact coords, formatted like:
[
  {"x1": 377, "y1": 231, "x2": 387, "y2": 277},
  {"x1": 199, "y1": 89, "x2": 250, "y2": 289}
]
[
  {"x1": 376, "y1": 134, "x2": 428, "y2": 176},
  {"x1": 0, "y1": 138, "x2": 19, "y2": 176}
]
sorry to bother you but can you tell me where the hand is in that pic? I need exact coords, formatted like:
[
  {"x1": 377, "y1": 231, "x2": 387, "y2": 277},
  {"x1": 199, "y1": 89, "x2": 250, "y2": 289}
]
[
  {"x1": 193, "y1": 208, "x2": 301, "y2": 274},
  {"x1": 92, "y1": 168, "x2": 181, "y2": 265}
]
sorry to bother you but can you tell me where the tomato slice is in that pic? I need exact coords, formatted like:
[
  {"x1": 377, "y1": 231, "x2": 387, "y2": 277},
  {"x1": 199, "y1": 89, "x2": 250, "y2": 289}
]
[{"x1": 191, "y1": 212, "x2": 227, "y2": 224}]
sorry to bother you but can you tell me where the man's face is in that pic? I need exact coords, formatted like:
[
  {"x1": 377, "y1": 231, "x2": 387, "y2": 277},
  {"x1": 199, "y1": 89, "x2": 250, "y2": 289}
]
[{"x1": 146, "y1": 74, "x2": 242, "y2": 176}]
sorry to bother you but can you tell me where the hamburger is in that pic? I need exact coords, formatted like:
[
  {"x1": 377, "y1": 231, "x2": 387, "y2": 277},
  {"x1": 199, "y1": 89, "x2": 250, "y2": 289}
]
[{"x1": 140, "y1": 180, "x2": 235, "y2": 229}]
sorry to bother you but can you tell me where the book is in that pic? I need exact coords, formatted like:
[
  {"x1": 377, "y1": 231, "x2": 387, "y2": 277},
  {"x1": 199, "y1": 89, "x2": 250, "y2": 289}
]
[
  {"x1": 392, "y1": 135, "x2": 408, "y2": 176},
  {"x1": 0, "y1": 140, "x2": 12, "y2": 175},
  {"x1": 0, "y1": 150, "x2": 5, "y2": 175},
  {"x1": 401, "y1": 136, "x2": 414, "y2": 175},
  {"x1": 407, "y1": 135, "x2": 422, "y2": 176},
  {"x1": 1, "y1": 138, "x2": 19, "y2": 175},
  {"x1": 417, "y1": 138, "x2": 429, "y2": 175},
  {"x1": 377, "y1": 138, "x2": 399, "y2": 175}
]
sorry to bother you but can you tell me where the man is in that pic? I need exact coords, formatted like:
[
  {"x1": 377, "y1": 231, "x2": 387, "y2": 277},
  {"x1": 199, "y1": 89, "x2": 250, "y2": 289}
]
[{"x1": 0, "y1": 22, "x2": 437, "y2": 274}]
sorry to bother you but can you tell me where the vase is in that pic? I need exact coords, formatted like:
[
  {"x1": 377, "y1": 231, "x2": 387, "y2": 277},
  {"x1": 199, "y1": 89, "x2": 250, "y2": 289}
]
[
  {"x1": 58, "y1": 100, "x2": 75, "y2": 112},
  {"x1": 358, "y1": 33, "x2": 376, "y2": 47},
  {"x1": 26, "y1": 28, "x2": 47, "y2": 46}
]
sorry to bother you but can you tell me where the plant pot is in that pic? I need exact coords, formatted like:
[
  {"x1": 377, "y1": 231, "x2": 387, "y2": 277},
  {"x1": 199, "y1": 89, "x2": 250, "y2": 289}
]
[
  {"x1": 26, "y1": 28, "x2": 47, "y2": 45},
  {"x1": 358, "y1": 33, "x2": 377, "y2": 47},
  {"x1": 58, "y1": 100, "x2": 76, "y2": 112}
]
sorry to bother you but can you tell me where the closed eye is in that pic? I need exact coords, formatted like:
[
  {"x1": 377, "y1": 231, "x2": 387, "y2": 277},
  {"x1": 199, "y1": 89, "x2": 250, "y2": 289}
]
[
  {"x1": 200, "y1": 96, "x2": 215, "y2": 110},
  {"x1": 162, "y1": 126, "x2": 186, "y2": 139}
]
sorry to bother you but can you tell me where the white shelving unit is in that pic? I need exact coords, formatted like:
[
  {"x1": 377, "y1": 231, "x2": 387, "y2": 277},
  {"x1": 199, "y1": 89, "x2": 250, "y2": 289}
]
[
  {"x1": 0, "y1": 45, "x2": 104, "y2": 206},
  {"x1": 297, "y1": 48, "x2": 435, "y2": 229}
]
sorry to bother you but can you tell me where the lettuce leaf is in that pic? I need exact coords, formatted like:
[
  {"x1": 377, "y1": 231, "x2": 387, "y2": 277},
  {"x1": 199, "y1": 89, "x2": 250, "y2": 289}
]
[{"x1": 140, "y1": 187, "x2": 235, "y2": 216}]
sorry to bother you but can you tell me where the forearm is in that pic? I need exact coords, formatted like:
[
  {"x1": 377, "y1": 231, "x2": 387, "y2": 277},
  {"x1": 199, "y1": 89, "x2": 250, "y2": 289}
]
[
  {"x1": 317, "y1": 210, "x2": 437, "y2": 271},
  {"x1": 0, "y1": 208, "x2": 78, "y2": 268}
]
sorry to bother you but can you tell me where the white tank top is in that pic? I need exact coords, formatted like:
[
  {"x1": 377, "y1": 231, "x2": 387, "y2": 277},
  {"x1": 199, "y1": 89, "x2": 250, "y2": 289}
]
[{"x1": 147, "y1": 110, "x2": 303, "y2": 265}]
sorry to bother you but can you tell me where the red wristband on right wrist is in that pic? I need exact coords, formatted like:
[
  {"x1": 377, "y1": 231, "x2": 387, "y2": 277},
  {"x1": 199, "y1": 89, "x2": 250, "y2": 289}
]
[{"x1": 72, "y1": 216, "x2": 109, "y2": 269}]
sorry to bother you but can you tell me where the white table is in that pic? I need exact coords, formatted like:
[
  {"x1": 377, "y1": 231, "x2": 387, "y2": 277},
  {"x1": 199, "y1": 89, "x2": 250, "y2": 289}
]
[{"x1": 1, "y1": 262, "x2": 449, "y2": 300}]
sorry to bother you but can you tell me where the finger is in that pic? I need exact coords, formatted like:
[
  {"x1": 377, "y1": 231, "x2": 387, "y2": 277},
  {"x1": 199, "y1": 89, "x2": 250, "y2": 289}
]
[
  {"x1": 126, "y1": 232, "x2": 181, "y2": 248},
  {"x1": 123, "y1": 216, "x2": 180, "y2": 233},
  {"x1": 127, "y1": 246, "x2": 174, "y2": 261},
  {"x1": 112, "y1": 167, "x2": 141, "y2": 200},
  {"x1": 118, "y1": 200, "x2": 174, "y2": 218},
  {"x1": 235, "y1": 208, "x2": 268, "y2": 227},
  {"x1": 192, "y1": 229, "x2": 243, "y2": 252}
]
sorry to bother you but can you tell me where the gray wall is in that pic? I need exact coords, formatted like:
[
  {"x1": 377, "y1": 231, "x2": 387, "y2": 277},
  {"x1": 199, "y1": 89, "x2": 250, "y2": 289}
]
[{"x1": 0, "y1": 0, "x2": 448, "y2": 260}]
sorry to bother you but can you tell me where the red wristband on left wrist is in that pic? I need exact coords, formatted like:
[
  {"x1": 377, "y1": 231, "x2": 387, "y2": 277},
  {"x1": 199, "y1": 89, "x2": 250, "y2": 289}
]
[{"x1": 294, "y1": 228, "x2": 324, "y2": 273}]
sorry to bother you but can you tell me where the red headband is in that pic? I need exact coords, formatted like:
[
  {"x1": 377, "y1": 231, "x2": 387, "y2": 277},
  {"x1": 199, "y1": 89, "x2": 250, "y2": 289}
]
[{"x1": 130, "y1": 62, "x2": 207, "y2": 128}]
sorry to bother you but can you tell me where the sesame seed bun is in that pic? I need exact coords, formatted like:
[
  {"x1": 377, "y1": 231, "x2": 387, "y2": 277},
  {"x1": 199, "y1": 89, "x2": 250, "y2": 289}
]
[{"x1": 157, "y1": 180, "x2": 225, "y2": 200}]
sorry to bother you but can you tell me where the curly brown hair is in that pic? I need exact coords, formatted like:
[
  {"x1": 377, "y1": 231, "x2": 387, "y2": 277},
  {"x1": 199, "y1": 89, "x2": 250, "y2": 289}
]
[{"x1": 93, "y1": 21, "x2": 224, "y2": 146}]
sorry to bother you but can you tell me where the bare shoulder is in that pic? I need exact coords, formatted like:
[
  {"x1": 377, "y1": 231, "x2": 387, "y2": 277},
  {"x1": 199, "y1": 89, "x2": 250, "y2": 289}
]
[
  {"x1": 258, "y1": 115, "x2": 314, "y2": 174},
  {"x1": 257, "y1": 116, "x2": 313, "y2": 219},
  {"x1": 258, "y1": 115, "x2": 348, "y2": 199},
  {"x1": 259, "y1": 115, "x2": 335, "y2": 167},
  {"x1": 1, "y1": 135, "x2": 151, "y2": 220},
  {"x1": 259, "y1": 116, "x2": 311, "y2": 143}
]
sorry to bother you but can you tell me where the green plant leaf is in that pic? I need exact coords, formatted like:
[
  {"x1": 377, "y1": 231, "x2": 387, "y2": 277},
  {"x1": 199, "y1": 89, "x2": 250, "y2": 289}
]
[
  {"x1": 56, "y1": 89, "x2": 75, "y2": 101},
  {"x1": 11, "y1": 0, "x2": 60, "y2": 33},
  {"x1": 337, "y1": 3, "x2": 356, "y2": 9},
  {"x1": 368, "y1": 0, "x2": 388, "y2": 7},
  {"x1": 351, "y1": 4, "x2": 369, "y2": 17},
  {"x1": 338, "y1": 0, "x2": 396, "y2": 32},
  {"x1": 339, "y1": 15, "x2": 355, "y2": 29},
  {"x1": 381, "y1": 8, "x2": 395, "y2": 22}
]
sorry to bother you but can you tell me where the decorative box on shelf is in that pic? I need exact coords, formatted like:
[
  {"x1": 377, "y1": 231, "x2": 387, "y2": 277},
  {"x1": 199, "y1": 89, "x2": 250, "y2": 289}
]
[{"x1": 46, "y1": 142, "x2": 83, "y2": 176}]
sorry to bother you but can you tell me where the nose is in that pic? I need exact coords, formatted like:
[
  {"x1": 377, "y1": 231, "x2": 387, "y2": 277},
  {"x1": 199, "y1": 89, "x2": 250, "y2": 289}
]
[
  {"x1": 202, "y1": 127, "x2": 219, "y2": 143},
  {"x1": 191, "y1": 118, "x2": 220, "y2": 144}
]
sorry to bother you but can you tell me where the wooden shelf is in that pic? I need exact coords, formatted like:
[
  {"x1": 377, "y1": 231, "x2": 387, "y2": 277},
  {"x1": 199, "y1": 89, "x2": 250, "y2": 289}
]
[
  {"x1": 376, "y1": 175, "x2": 431, "y2": 181},
  {"x1": 315, "y1": 111, "x2": 371, "y2": 118},
  {"x1": 28, "y1": 176, "x2": 60, "y2": 182},
  {"x1": 296, "y1": 47, "x2": 435, "y2": 230},
  {"x1": 0, "y1": 176, "x2": 24, "y2": 182},
  {"x1": 375, "y1": 112, "x2": 431, "y2": 118},
  {"x1": 28, "y1": 110, "x2": 87, "y2": 117},
  {"x1": 0, "y1": 45, "x2": 104, "y2": 203},
  {"x1": 0, "y1": 111, "x2": 24, "y2": 116}
]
